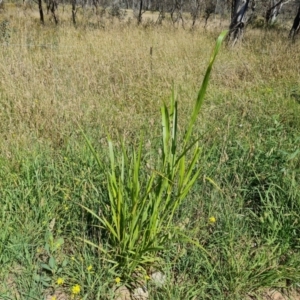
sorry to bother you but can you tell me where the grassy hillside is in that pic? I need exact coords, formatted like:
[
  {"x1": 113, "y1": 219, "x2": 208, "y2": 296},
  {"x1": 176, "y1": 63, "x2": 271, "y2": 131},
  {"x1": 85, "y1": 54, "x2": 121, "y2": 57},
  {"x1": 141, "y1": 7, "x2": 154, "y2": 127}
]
[{"x1": 0, "y1": 5, "x2": 300, "y2": 300}]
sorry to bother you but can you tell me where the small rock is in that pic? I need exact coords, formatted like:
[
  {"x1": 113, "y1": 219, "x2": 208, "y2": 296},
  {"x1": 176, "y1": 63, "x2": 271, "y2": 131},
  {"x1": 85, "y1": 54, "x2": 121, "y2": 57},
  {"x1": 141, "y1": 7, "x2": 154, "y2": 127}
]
[
  {"x1": 151, "y1": 271, "x2": 166, "y2": 287},
  {"x1": 132, "y1": 286, "x2": 149, "y2": 300},
  {"x1": 115, "y1": 285, "x2": 131, "y2": 300}
]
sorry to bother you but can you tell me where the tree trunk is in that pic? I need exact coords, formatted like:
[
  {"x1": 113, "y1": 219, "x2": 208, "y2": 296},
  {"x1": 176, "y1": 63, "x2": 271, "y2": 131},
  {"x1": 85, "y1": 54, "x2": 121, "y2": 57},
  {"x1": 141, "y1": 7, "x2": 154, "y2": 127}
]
[
  {"x1": 156, "y1": 1, "x2": 165, "y2": 24},
  {"x1": 203, "y1": 0, "x2": 216, "y2": 28},
  {"x1": 266, "y1": 0, "x2": 283, "y2": 25},
  {"x1": 38, "y1": 0, "x2": 44, "y2": 24},
  {"x1": 137, "y1": 0, "x2": 143, "y2": 24},
  {"x1": 92, "y1": 0, "x2": 99, "y2": 14},
  {"x1": 289, "y1": 3, "x2": 300, "y2": 40},
  {"x1": 50, "y1": 0, "x2": 58, "y2": 24},
  {"x1": 170, "y1": 0, "x2": 184, "y2": 27},
  {"x1": 228, "y1": 0, "x2": 254, "y2": 45},
  {"x1": 72, "y1": 0, "x2": 76, "y2": 25},
  {"x1": 190, "y1": 0, "x2": 201, "y2": 28}
]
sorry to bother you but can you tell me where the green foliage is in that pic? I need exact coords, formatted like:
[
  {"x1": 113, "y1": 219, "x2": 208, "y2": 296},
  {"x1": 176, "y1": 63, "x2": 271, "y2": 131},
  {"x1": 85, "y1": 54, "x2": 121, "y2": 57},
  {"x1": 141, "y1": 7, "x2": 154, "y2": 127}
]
[
  {"x1": 1, "y1": 21, "x2": 300, "y2": 299},
  {"x1": 39, "y1": 231, "x2": 66, "y2": 278},
  {"x1": 80, "y1": 31, "x2": 228, "y2": 283},
  {"x1": 107, "y1": 4, "x2": 127, "y2": 20},
  {"x1": 0, "y1": 19, "x2": 10, "y2": 44}
]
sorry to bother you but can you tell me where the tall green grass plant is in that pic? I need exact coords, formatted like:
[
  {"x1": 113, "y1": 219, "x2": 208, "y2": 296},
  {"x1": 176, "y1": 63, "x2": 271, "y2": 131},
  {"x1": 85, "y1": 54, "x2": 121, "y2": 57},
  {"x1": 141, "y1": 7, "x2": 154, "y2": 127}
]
[{"x1": 81, "y1": 31, "x2": 228, "y2": 284}]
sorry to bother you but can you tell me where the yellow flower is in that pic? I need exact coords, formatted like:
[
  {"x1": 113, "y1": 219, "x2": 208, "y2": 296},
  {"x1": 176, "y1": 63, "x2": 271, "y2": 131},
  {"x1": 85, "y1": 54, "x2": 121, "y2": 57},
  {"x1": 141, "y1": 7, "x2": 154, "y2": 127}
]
[
  {"x1": 71, "y1": 284, "x2": 81, "y2": 295},
  {"x1": 209, "y1": 216, "x2": 216, "y2": 223},
  {"x1": 51, "y1": 296, "x2": 57, "y2": 300},
  {"x1": 87, "y1": 265, "x2": 93, "y2": 272},
  {"x1": 56, "y1": 278, "x2": 64, "y2": 285},
  {"x1": 54, "y1": 242, "x2": 61, "y2": 248},
  {"x1": 145, "y1": 275, "x2": 150, "y2": 281},
  {"x1": 115, "y1": 277, "x2": 121, "y2": 284}
]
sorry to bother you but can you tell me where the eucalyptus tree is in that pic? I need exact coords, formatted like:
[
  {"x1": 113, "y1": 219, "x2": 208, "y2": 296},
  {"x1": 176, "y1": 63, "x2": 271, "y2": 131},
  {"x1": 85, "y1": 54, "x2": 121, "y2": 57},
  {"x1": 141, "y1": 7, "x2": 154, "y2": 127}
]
[
  {"x1": 47, "y1": 0, "x2": 59, "y2": 24},
  {"x1": 203, "y1": 0, "x2": 217, "y2": 28},
  {"x1": 190, "y1": 0, "x2": 202, "y2": 28},
  {"x1": 228, "y1": 0, "x2": 255, "y2": 45},
  {"x1": 71, "y1": 0, "x2": 77, "y2": 24},
  {"x1": 289, "y1": 2, "x2": 300, "y2": 39},
  {"x1": 132, "y1": 0, "x2": 144, "y2": 24},
  {"x1": 35, "y1": 0, "x2": 44, "y2": 24},
  {"x1": 156, "y1": 0, "x2": 166, "y2": 25},
  {"x1": 265, "y1": 0, "x2": 283, "y2": 24},
  {"x1": 170, "y1": 0, "x2": 185, "y2": 27},
  {"x1": 265, "y1": 0, "x2": 294, "y2": 25}
]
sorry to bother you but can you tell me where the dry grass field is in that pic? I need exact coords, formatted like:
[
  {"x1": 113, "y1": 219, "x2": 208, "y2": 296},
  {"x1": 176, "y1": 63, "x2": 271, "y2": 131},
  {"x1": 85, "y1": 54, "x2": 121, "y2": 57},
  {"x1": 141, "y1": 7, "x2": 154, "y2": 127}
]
[{"x1": 0, "y1": 4, "x2": 299, "y2": 150}]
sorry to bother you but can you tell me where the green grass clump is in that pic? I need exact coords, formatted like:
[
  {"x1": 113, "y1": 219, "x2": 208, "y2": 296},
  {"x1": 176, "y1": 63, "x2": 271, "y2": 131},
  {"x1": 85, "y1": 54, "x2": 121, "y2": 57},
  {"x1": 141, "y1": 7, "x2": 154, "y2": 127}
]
[{"x1": 79, "y1": 31, "x2": 227, "y2": 287}]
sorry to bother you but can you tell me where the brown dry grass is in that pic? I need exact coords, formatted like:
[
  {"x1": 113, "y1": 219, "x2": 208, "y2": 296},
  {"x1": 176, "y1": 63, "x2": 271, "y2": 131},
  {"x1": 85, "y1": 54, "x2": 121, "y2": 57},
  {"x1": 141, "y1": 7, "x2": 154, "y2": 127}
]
[{"x1": 0, "y1": 4, "x2": 299, "y2": 157}]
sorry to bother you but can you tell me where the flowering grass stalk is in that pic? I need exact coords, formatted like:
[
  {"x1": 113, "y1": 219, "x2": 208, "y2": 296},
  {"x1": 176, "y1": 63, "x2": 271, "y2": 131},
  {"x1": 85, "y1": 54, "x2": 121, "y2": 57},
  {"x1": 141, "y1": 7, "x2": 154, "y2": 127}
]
[{"x1": 80, "y1": 31, "x2": 228, "y2": 283}]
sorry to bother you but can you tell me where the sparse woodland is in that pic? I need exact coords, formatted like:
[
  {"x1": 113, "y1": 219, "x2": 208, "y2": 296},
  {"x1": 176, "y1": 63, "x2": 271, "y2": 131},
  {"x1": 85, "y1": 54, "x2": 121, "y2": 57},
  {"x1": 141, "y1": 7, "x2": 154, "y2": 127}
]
[
  {"x1": 0, "y1": 1, "x2": 300, "y2": 300},
  {"x1": 17, "y1": 0, "x2": 300, "y2": 40}
]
